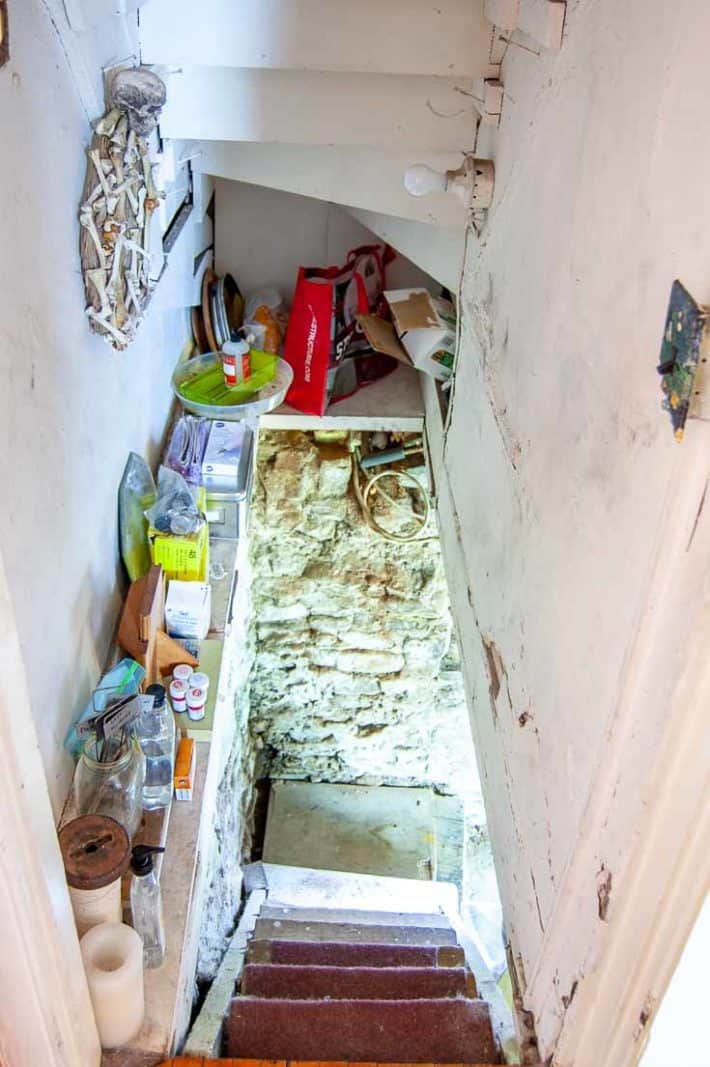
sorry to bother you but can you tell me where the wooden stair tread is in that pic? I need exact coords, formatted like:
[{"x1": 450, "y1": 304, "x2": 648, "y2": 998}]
[
  {"x1": 246, "y1": 940, "x2": 466, "y2": 968},
  {"x1": 260, "y1": 906, "x2": 452, "y2": 930},
  {"x1": 160, "y1": 1060, "x2": 512, "y2": 1066},
  {"x1": 241, "y1": 963, "x2": 477, "y2": 1000},
  {"x1": 253, "y1": 918, "x2": 458, "y2": 946},
  {"x1": 226, "y1": 998, "x2": 499, "y2": 1064}
]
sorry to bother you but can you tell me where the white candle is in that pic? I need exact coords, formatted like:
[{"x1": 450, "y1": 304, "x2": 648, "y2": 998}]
[
  {"x1": 70, "y1": 880, "x2": 122, "y2": 939},
  {"x1": 80, "y1": 922, "x2": 144, "y2": 1048}
]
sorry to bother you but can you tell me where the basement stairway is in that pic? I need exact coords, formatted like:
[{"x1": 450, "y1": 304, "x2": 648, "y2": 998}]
[
  {"x1": 175, "y1": 863, "x2": 516, "y2": 1066},
  {"x1": 226, "y1": 899, "x2": 500, "y2": 1063}
]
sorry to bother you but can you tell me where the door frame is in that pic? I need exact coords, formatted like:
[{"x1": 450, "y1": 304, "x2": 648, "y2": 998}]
[
  {"x1": 427, "y1": 373, "x2": 710, "y2": 1067},
  {"x1": 0, "y1": 550, "x2": 100, "y2": 1067}
]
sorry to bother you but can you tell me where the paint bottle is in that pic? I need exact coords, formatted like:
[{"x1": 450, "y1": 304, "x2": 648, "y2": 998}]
[
  {"x1": 169, "y1": 678, "x2": 187, "y2": 714},
  {"x1": 188, "y1": 671, "x2": 210, "y2": 692},
  {"x1": 172, "y1": 664, "x2": 193, "y2": 685},
  {"x1": 222, "y1": 338, "x2": 251, "y2": 387},
  {"x1": 59, "y1": 815, "x2": 131, "y2": 939},
  {"x1": 186, "y1": 687, "x2": 206, "y2": 721}
]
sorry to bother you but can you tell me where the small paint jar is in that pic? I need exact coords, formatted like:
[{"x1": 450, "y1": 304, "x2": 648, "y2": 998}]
[
  {"x1": 186, "y1": 687, "x2": 206, "y2": 722},
  {"x1": 173, "y1": 664, "x2": 192, "y2": 685},
  {"x1": 188, "y1": 671, "x2": 210, "y2": 692},
  {"x1": 169, "y1": 679, "x2": 187, "y2": 713}
]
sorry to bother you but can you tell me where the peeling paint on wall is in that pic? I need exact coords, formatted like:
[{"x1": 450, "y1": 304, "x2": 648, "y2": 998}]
[{"x1": 597, "y1": 865, "x2": 612, "y2": 922}]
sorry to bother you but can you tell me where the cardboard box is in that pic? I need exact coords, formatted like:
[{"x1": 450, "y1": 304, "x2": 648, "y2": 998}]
[
  {"x1": 368, "y1": 288, "x2": 456, "y2": 381},
  {"x1": 174, "y1": 737, "x2": 196, "y2": 801},
  {"x1": 165, "y1": 580, "x2": 212, "y2": 640}
]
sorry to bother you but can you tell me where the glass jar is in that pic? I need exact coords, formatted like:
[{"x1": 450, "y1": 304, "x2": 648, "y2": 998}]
[{"x1": 74, "y1": 737, "x2": 146, "y2": 839}]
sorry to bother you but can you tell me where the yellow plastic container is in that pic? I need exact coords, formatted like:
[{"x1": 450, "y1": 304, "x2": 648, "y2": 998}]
[{"x1": 148, "y1": 488, "x2": 209, "y2": 582}]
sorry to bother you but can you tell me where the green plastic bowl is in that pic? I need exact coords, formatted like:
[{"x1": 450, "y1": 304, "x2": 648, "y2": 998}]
[{"x1": 172, "y1": 351, "x2": 293, "y2": 421}]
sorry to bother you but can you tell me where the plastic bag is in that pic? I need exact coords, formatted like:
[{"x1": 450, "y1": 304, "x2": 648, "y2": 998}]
[
  {"x1": 245, "y1": 287, "x2": 288, "y2": 351},
  {"x1": 119, "y1": 453, "x2": 156, "y2": 581},
  {"x1": 64, "y1": 658, "x2": 145, "y2": 757},
  {"x1": 283, "y1": 245, "x2": 391, "y2": 416},
  {"x1": 165, "y1": 414, "x2": 210, "y2": 486},
  {"x1": 241, "y1": 322, "x2": 267, "y2": 352},
  {"x1": 145, "y1": 466, "x2": 204, "y2": 536},
  {"x1": 244, "y1": 286, "x2": 283, "y2": 322}
]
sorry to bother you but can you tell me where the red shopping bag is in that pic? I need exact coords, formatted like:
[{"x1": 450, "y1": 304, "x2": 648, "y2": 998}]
[{"x1": 283, "y1": 245, "x2": 392, "y2": 416}]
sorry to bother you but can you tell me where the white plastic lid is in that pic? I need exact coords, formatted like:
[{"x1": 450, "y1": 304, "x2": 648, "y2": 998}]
[
  {"x1": 173, "y1": 664, "x2": 192, "y2": 682},
  {"x1": 189, "y1": 672, "x2": 210, "y2": 690},
  {"x1": 169, "y1": 679, "x2": 186, "y2": 696},
  {"x1": 186, "y1": 688, "x2": 205, "y2": 708},
  {"x1": 222, "y1": 339, "x2": 250, "y2": 356}
]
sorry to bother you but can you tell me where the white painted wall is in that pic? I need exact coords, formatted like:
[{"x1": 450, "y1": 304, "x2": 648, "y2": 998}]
[
  {"x1": 0, "y1": 1, "x2": 192, "y2": 812},
  {"x1": 346, "y1": 207, "x2": 465, "y2": 292},
  {"x1": 429, "y1": 0, "x2": 710, "y2": 1061},
  {"x1": 214, "y1": 180, "x2": 435, "y2": 307}
]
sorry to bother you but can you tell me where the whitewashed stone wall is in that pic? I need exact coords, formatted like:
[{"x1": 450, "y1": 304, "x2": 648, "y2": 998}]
[
  {"x1": 195, "y1": 544, "x2": 258, "y2": 983},
  {"x1": 248, "y1": 431, "x2": 482, "y2": 804}
]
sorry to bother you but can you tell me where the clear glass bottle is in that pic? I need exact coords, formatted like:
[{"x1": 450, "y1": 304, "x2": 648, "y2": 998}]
[
  {"x1": 130, "y1": 845, "x2": 166, "y2": 968},
  {"x1": 74, "y1": 736, "x2": 146, "y2": 839},
  {"x1": 135, "y1": 684, "x2": 176, "y2": 810}
]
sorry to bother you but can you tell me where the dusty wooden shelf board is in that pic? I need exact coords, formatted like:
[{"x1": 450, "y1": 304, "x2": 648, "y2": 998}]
[
  {"x1": 101, "y1": 744, "x2": 209, "y2": 1066},
  {"x1": 262, "y1": 364, "x2": 425, "y2": 431},
  {"x1": 98, "y1": 500, "x2": 251, "y2": 1065}
]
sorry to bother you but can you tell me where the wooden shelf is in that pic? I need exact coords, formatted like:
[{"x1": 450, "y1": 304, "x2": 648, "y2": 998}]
[{"x1": 262, "y1": 364, "x2": 425, "y2": 432}]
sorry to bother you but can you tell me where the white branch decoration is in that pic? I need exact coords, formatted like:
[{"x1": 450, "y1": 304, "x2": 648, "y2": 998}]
[{"x1": 79, "y1": 68, "x2": 167, "y2": 350}]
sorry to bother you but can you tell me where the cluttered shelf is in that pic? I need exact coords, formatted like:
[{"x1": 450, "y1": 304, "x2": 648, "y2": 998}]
[
  {"x1": 58, "y1": 412, "x2": 255, "y2": 1067},
  {"x1": 57, "y1": 220, "x2": 455, "y2": 1067},
  {"x1": 182, "y1": 251, "x2": 455, "y2": 429},
  {"x1": 261, "y1": 362, "x2": 424, "y2": 432}
]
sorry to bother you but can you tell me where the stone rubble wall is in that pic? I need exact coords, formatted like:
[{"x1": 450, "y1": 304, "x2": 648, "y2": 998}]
[{"x1": 248, "y1": 431, "x2": 483, "y2": 808}]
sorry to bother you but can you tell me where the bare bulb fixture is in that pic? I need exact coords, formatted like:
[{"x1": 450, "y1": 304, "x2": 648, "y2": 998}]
[
  {"x1": 403, "y1": 156, "x2": 495, "y2": 211},
  {"x1": 403, "y1": 164, "x2": 448, "y2": 197}
]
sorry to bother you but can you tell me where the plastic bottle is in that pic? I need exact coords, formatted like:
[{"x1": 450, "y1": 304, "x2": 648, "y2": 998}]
[
  {"x1": 130, "y1": 845, "x2": 166, "y2": 969},
  {"x1": 222, "y1": 338, "x2": 251, "y2": 387},
  {"x1": 136, "y1": 684, "x2": 176, "y2": 809}
]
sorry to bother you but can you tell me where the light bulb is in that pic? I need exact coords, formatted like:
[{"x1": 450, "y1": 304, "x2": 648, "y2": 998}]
[{"x1": 403, "y1": 164, "x2": 448, "y2": 198}]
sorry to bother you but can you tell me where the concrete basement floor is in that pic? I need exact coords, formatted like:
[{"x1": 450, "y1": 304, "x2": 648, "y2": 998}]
[{"x1": 262, "y1": 780, "x2": 464, "y2": 883}]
